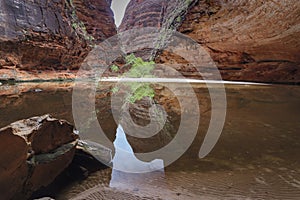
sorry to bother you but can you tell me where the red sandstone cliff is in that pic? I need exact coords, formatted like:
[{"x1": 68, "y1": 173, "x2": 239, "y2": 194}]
[
  {"x1": 120, "y1": 0, "x2": 300, "y2": 83},
  {"x1": 119, "y1": 0, "x2": 166, "y2": 30},
  {"x1": 1, "y1": 0, "x2": 299, "y2": 83},
  {"x1": 0, "y1": 0, "x2": 116, "y2": 81}
]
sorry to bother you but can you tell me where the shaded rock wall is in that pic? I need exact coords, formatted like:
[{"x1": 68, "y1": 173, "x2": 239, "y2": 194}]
[
  {"x1": 118, "y1": 0, "x2": 195, "y2": 60},
  {"x1": 119, "y1": 0, "x2": 166, "y2": 31},
  {"x1": 179, "y1": 0, "x2": 300, "y2": 83},
  {"x1": 0, "y1": 115, "x2": 78, "y2": 200},
  {"x1": 0, "y1": 0, "x2": 116, "y2": 81},
  {"x1": 72, "y1": 0, "x2": 116, "y2": 41},
  {"x1": 120, "y1": 0, "x2": 300, "y2": 83}
]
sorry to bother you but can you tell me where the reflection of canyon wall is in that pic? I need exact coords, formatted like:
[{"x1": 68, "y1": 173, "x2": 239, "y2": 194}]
[
  {"x1": 0, "y1": 0, "x2": 116, "y2": 81},
  {"x1": 121, "y1": 0, "x2": 300, "y2": 83},
  {"x1": 120, "y1": 98, "x2": 173, "y2": 155}
]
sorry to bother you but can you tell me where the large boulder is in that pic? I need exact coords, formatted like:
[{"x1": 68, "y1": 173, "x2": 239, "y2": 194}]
[{"x1": 0, "y1": 115, "x2": 78, "y2": 200}]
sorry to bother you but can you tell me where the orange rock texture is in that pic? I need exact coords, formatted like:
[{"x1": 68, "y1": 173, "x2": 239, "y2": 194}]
[{"x1": 120, "y1": 0, "x2": 300, "y2": 83}]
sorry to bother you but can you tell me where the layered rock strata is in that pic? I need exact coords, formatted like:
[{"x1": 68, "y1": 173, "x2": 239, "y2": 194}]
[
  {"x1": 0, "y1": 0, "x2": 116, "y2": 81},
  {"x1": 120, "y1": 0, "x2": 300, "y2": 83}
]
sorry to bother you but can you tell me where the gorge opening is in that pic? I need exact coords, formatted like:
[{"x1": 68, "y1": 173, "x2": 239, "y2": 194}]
[{"x1": 111, "y1": 0, "x2": 130, "y2": 27}]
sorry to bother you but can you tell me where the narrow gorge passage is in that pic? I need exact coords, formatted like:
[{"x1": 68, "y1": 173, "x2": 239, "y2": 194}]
[{"x1": 111, "y1": 0, "x2": 130, "y2": 27}]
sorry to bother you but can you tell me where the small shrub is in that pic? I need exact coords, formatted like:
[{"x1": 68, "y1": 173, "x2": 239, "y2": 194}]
[
  {"x1": 176, "y1": 16, "x2": 182, "y2": 23},
  {"x1": 110, "y1": 65, "x2": 119, "y2": 72},
  {"x1": 111, "y1": 87, "x2": 119, "y2": 94},
  {"x1": 115, "y1": 54, "x2": 156, "y2": 103}
]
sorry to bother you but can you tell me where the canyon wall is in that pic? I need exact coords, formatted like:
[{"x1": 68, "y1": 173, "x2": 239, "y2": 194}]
[
  {"x1": 119, "y1": 0, "x2": 165, "y2": 30},
  {"x1": 0, "y1": 0, "x2": 116, "y2": 81},
  {"x1": 120, "y1": 0, "x2": 300, "y2": 83},
  {"x1": 1, "y1": 0, "x2": 299, "y2": 83}
]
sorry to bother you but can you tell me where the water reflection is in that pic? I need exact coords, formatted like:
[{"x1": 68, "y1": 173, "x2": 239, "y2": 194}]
[
  {"x1": 110, "y1": 124, "x2": 165, "y2": 188},
  {"x1": 1, "y1": 82, "x2": 300, "y2": 199},
  {"x1": 112, "y1": 125, "x2": 164, "y2": 173}
]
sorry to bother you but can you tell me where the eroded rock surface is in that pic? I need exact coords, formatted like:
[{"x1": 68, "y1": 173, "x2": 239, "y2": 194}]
[
  {"x1": 119, "y1": 0, "x2": 165, "y2": 31},
  {"x1": 120, "y1": 0, "x2": 300, "y2": 83},
  {"x1": 0, "y1": 0, "x2": 116, "y2": 81},
  {"x1": 179, "y1": 0, "x2": 300, "y2": 83},
  {"x1": 0, "y1": 115, "x2": 78, "y2": 200}
]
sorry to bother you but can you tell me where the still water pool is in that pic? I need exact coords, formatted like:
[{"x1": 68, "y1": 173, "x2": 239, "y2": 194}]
[{"x1": 1, "y1": 82, "x2": 300, "y2": 199}]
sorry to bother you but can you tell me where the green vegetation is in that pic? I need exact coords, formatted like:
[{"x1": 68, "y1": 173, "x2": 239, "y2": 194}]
[
  {"x1": 110, "y1": 64, "x2": 119, "y2": 72},
  {"x1": 67, "y1": 0, "x2": 95, "y2": 43},
  {"x1": 150, "y1": 0, "x2": 195, "y2": 59},
  {"x1": 176, "y1": 16, "x2": 182, "y2": 23},
  {"x1": 127, "y1": 84, "x2": 155, "y2": 103},
  {"x1": 112, "y1": 54, "x2": 156, "y2": 104},
  {"x1": 125, "y1": 54, "x2": 155, "y2": 78},
  {"x1": 186, "y1": 0, "x2": 193, "y2": 5},
  {"x1": 124, "y1": 54, "x2": 155, "y2": 103},
  {"x1": 111, "y1": 86, "x2": 119, "y2": 94}
]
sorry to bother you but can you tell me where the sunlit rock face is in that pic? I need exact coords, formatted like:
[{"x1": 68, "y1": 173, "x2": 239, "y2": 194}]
[
  {"x1": 121, "y1": 0, "x2": 300, "y2": 83},
  {"x1": 0, "y1": 115, "x2": 78, "y2": 200},
  {"x1": 0, "y1": 0, "x2": 116, "y2": 81}
]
